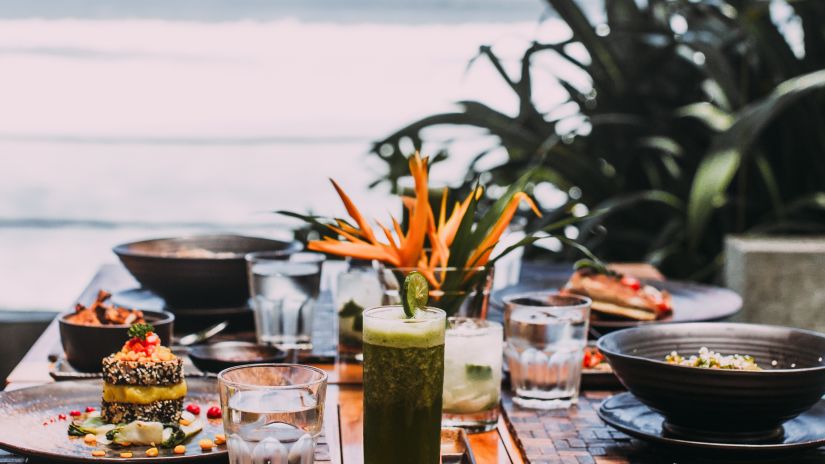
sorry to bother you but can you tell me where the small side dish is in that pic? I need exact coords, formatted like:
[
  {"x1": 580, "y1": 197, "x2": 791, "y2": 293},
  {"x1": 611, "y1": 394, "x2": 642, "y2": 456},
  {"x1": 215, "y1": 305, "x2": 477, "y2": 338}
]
[
  {"x1": 562, "y1": 260, "x2": 672, "y2": 321},
  {"x1": 665, "y1": 347, "x2": 761, "y2": 371},
  {"x1": 65, "y1": 290, "x2": 145, "y2": 326}
]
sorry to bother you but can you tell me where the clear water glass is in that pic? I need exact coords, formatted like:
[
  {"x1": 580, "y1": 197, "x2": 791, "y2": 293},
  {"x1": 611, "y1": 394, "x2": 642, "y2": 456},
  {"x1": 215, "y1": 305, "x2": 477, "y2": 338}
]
[
  {"x1": 219, "y1": 364, "x2": 328, "y2": 464},
  {"x1": 442, "y1": 317, "x2": 503, "y2": 432},
  {"x1": 503, "y1": 292, "x2": 591, "y2": 409},
  {"x1": 246, "y1": 251, "x2": 325, "y2": 350}
]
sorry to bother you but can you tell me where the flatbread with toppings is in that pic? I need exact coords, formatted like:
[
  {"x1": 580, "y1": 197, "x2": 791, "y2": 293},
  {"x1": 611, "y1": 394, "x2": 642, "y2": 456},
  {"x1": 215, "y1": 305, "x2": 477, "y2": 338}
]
[{"x1": 561, "y1": 260, "x2": 672, "y2": 321}]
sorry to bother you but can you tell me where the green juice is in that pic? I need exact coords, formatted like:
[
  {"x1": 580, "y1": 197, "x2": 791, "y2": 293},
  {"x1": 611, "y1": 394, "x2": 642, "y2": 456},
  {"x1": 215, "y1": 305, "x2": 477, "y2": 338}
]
[{"x1": 362, "y1": 306, "x2": 446, "y2": 464}]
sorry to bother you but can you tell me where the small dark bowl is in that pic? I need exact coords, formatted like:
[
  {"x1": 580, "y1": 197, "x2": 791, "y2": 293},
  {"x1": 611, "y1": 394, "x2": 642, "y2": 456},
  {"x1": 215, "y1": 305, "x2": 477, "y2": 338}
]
[
  {"x1": 59, "y1": 310, "x2": 174, "y2": 372},
  {"x1": 598, "y1": 322, "x2": 825, "y2": 443},
  {"x1": 188, "y1": 341, "x2": 286, "y2": 373},
  {"x1": 113, "y1": 234, "x2": 301, "y2": 309}
]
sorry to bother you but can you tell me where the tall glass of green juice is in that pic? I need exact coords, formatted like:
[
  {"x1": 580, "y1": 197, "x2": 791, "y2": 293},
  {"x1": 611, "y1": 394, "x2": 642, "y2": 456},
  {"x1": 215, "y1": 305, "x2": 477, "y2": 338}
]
[{"x1": 362, "y1": 305, "x2": 446, "y2": 464}]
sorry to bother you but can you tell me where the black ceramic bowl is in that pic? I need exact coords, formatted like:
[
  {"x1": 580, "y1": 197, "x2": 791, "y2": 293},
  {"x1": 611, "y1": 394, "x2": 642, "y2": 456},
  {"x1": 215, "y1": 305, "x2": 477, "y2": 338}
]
[
  {"x1": 598, "y1": 322, "x2": 825, "y2": 443},
  {"x1": 113, "y1": 234, "x2": 301, "y2": 309},
  {"x1": 59, "y1": 310, "x2": 174, "y2": 372},
  {"x1": 188, "y1": 341, "x2": 286, "y2": 373}
]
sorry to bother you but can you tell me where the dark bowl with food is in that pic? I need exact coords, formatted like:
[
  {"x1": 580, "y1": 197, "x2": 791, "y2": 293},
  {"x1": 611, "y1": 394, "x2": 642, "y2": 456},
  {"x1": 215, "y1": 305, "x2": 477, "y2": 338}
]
[
  {"x1": 188, "y1": 341, "x2": 286, "y2": 373},
  {"x1": 59, "y1": 310, "x2": 174, "y2": 372},
  {"x1": 113, "y1": 234, "x2": 301, "y2": 309},
  {"x1": 598, "y1": 322, "x2": 825, "y2": 443}
]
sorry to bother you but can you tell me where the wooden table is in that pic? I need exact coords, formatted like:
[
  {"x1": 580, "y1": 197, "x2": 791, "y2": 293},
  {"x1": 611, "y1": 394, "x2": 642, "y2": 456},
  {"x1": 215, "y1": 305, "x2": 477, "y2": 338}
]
[
  {"x1": 10, "y1": 262, "x2": 820, "y2": 463},
  {"x1": 3, "y1": 264, "x2": 523, "y2": 463}
]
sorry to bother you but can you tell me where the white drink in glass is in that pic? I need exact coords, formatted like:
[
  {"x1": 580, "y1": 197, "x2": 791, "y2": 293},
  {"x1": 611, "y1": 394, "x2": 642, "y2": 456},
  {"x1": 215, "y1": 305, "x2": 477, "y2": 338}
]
[{"x1": 442, "y1": 317, "x2": 503, "y2": 432}]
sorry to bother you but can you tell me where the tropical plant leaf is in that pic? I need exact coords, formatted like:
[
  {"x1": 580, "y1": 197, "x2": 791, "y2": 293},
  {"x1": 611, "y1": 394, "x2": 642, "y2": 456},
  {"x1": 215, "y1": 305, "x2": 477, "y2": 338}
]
[
  {"x1": 368, "y1": 0, "x2": 825, "y2": 281},
  {"x1": 605, "y1": 0, "x2": 642, "y2": 27},
  {"x1": 675, "y1": 102, "x2": 734, "y2": 132},
  {"x1": 686, "y1": 69, "x2": 825, "y2": 250},
  {"x1": 545, "y1": 0, "x2": 626, "y2": 93}
]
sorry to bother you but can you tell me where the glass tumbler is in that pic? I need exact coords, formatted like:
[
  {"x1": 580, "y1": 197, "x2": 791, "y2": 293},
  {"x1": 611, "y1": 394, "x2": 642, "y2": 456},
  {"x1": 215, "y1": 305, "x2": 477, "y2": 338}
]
[
  {"x1": 246, "y1": 251, "x2": 325, "y2": 349},
  {"x1": 442, "y1": 317, "x2": 503, "y2": 432},
  {"x1": 503, "y1": 292, "x2": 591, "y2": 409},
  {"x1": 362, "y1": 305, "x2": 446, "y2": 464},
  {"x1": 219, "y1": 364, "x2": 328, "y2": 464}
]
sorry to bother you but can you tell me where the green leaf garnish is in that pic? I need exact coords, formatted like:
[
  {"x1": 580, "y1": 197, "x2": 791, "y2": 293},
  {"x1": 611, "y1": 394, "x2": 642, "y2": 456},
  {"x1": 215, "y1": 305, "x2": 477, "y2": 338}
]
[
  {"x1": 128, "y1": 323, "x2": 155, "y2": 340},
  {"x1": 465, "y1": 364, "x2": 493, "y2": 381}
]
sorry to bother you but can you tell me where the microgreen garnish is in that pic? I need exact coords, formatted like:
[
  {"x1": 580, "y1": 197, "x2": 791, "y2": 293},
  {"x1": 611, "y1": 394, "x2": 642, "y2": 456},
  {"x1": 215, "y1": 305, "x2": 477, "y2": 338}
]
[{"x1": 128, "y1": 323, "x2": 155, "y2": 340}]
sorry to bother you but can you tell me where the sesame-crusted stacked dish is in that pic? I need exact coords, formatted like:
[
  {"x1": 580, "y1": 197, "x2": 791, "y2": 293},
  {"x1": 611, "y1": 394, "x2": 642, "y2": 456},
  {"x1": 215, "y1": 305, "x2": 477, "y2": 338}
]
[{"x1": 101, "y1": 324, "x2": 186, "y2": 424}]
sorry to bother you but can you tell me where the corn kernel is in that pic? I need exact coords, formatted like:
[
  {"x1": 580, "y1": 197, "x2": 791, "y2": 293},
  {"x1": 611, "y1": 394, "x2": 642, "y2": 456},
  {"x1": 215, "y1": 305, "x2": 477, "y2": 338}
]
[
  {"x1": 83, "y1": 434, "x2": 97, "y2": 445},
  {"x1": 91, "y1": 450, "x2": 105, "y2": 457},
  {"x1": 173, "y1": 445, "x2": 186, "y2": 454},
  {"x1": 214, "y1": 434, "x2": 226, "y2": 445},
  {"x1": 179, "y1": 418, "x2": 191, "y2": 426},
  {"x1": 119, "y1": 452, "x2": 133, "y2": 458},
  {"x1": 199, "y1": 438, "x2": 214, "y2": 450},
  {"x1": 145, "y1": 447, "x2": 159, "y2": 457}
]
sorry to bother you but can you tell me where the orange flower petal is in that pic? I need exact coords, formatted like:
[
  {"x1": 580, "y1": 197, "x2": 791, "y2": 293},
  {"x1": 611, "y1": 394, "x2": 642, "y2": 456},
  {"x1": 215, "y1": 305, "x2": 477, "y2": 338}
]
[
  {"x1": 330, "y1": 179, "x2": 378, "y2": 244},
  {"x1": 308, "y1": 240, "x2": 399, "y2": 266},
  {"x1": 399, "y1": 152, "x2": 430, "y2": 267}
]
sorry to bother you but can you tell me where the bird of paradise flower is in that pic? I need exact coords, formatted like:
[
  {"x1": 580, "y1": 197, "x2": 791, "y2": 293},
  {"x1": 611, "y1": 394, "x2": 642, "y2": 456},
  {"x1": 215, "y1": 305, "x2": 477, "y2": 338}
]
[{"x1": 281, "y1": 152, "x2": 542, "y2": 315}]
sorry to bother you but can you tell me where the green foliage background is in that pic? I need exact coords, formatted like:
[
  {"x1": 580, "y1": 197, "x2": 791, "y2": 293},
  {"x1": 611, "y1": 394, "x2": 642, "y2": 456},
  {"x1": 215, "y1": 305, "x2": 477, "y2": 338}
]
[{"x1": 370, "y1": 0, "x2": 825, "y2": 280}]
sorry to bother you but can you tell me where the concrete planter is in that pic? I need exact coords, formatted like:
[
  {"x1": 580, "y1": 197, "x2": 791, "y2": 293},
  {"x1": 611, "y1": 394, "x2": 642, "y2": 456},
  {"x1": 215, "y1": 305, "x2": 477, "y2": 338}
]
[{"x1": 725, "y1": 235, "x2": 825, "y2": 332}]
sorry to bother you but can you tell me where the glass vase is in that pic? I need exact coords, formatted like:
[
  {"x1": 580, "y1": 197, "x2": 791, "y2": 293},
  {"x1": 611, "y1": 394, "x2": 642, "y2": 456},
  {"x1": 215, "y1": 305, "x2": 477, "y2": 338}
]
[{"x1": 378, "y1": 265, "x2": 494, "y2": 318}]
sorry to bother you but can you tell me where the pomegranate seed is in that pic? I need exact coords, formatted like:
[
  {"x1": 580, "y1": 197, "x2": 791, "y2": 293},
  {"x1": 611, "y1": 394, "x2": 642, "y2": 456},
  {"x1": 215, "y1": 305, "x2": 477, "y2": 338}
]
[
  {"x1": 85, "y1": 407, "x2": 96, "y2": 413},
  {"x1": 69, "y1": 410, "x2": 82, "y2": 417},
  {"x1": 186, "y1": 404, "x2": 201, "y2": 415},
  {"x1": 206, "y1": 406, "x2": 221, "y2": 419},
  {"x1": 58, "y1": 414, "x2": 67, "y2": 421}
]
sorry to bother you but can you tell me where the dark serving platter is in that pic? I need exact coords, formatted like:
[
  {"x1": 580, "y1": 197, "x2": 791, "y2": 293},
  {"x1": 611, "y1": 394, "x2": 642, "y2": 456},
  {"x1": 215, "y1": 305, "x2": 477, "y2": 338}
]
[
  {"x1": 600, "y1": 392, "x2": 825, "y2": 454},
  {"x1": 0, "y1": 378, "x2": 226, "y2": 462},
  {"x1": 113, "y1": 234, "x2": 301, "y2": 309},
  {"x1": 491, "y1": 265, "x2": 742, "y2": 332}
]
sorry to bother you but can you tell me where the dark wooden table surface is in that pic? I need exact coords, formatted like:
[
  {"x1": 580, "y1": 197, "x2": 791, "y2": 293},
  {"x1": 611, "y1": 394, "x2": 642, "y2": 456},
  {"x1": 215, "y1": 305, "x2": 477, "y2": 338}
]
[{"x1": 5, "y1": 263, "x2": 825, "y2": 464}]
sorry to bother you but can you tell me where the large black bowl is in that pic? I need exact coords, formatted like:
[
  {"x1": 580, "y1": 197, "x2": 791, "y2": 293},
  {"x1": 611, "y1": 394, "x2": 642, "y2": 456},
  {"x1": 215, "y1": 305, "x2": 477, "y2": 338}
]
[
  {"x1": 113, "y1": 234, "x2": 301, "y2": 309},
  {"x1": 597, "y1": 322, "x2": 825, "y2": 443},
  {"x1": 59, "y1": 310, "x2": 174, "y2": 372}
]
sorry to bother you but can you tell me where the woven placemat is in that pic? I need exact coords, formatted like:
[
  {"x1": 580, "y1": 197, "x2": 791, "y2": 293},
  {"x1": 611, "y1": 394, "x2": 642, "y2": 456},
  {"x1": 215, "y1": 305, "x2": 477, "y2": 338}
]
[{"x1": 501, "y1": 391, "x2": 825, "y2": 464}]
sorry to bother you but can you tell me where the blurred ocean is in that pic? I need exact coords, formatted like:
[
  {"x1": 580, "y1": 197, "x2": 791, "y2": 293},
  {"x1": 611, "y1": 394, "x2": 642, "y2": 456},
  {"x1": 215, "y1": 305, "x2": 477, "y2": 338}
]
[{"x1": 0, "y1": 0, "x2": 586, "y2": 310}]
